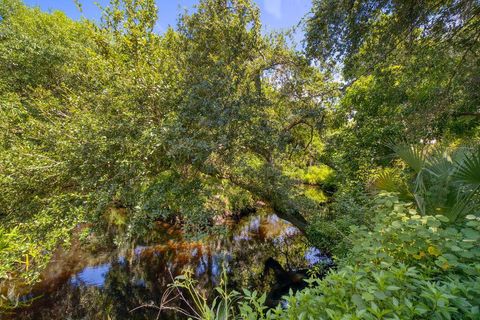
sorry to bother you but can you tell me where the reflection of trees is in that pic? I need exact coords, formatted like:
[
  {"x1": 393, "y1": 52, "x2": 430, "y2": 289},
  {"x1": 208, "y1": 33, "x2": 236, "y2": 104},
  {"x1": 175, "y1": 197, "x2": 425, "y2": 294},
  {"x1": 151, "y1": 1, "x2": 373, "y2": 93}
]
[
  {"x1": 16, "y1": 212, "x2": 314, "y2": 319},
  {"x1": 225, "y1": 214, "x2": 311, "y2": 294}
]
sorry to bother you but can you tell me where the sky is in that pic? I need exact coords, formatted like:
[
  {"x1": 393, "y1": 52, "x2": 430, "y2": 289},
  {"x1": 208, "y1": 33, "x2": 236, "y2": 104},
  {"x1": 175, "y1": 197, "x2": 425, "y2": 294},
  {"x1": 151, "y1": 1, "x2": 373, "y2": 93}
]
[{"x1": 23, "y1": 0, "x2": 312, "y2": 45}]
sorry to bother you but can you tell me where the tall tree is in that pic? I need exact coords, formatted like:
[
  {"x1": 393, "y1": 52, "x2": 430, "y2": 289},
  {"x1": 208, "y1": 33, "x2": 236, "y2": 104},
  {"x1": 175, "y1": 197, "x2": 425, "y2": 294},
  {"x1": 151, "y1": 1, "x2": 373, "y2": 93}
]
[
  {"x1": 306, "y1": 0, "x2": 480, "y2": 175},
  {"x1": 162, "y1": 0, "x2": 337, "y2": 232}
]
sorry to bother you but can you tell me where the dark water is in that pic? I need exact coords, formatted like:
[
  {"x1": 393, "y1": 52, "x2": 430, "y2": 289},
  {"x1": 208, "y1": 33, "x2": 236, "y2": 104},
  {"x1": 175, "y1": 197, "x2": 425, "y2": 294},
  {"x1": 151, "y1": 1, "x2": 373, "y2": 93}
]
[{"x1": 10, "y1": 211, "x2": 327, "y2": 320}]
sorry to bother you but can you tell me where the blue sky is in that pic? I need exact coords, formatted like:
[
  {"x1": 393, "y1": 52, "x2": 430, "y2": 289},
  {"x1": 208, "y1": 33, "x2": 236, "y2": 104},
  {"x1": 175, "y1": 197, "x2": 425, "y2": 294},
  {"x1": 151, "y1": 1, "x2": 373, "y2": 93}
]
[{"x1": 23, "y1": 0, "x2": 312, "y2": 45}]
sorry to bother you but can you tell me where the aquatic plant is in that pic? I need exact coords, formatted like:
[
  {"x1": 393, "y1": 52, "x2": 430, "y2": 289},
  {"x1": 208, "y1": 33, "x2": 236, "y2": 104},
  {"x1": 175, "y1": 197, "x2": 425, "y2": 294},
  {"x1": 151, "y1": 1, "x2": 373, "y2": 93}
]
[{"x1": 144, "y1": 267, "x2": 245, "y2": 320}]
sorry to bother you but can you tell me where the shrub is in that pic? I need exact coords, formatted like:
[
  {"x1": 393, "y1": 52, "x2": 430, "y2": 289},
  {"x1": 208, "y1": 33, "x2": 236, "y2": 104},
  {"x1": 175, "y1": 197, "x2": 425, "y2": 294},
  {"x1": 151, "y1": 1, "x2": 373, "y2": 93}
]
[{"x1": 251, "y1": 194, "x2": 480, "y2": 319}]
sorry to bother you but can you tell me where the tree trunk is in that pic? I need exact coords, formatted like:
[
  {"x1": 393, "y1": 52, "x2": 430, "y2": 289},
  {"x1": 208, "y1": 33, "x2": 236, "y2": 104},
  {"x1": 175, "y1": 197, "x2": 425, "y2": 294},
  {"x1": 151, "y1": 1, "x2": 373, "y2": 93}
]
[
  {"x1": 270, "y1": 198, "x2": 309, "y2": 234},
  {"x1": 199, "y1": 165, "x2": 311, "y2": 234}
]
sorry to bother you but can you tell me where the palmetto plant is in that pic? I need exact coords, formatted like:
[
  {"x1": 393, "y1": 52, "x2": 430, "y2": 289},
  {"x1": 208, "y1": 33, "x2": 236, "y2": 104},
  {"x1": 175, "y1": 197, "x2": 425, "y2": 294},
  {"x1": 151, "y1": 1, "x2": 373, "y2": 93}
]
[{"x1": 376, "y1": 144, "x2": 480, "y2": 222}]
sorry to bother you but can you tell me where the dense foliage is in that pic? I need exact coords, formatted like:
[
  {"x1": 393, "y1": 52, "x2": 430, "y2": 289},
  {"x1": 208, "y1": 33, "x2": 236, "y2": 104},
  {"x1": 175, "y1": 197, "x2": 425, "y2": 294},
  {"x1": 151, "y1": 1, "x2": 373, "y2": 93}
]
[
  {"x1": 0, "y1": 0, "x2": 479, "y2": 318},
  {"x1": 248, "y1": 194, "x2": 480, "y2": 319},
  {"x1": 307, "y1": 0, "x2": 480, "y2": 176}
]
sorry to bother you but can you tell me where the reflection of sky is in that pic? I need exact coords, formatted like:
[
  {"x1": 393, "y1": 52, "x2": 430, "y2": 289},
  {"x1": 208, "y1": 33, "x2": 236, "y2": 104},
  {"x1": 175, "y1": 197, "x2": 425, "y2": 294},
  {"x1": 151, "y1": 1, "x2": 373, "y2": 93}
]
[
  {"x1": 233, "y1": 213, "x2": 297, "y2": 243},
  {"x1": 267, "y1": 215, "x2": 280, "y2": 224},
  {"x1": 285, "y1": 226, "x2": 298, "y2": 236},
  {"x1": 191, "y1": 247, "x2": 199, "y2": 257},
  {"x1": 19, "y1": 293, "x2": 35, "y2": 302},
  {"x1": 24, "y1": 208, "x2": 328, "y2": 319},
  {"x1": 211, "y1": 256, "x2": 221, "y2": 279},
  {"x1": 195, "y1": 251, "x2": 231, "y2": 284},
  {"x1": 134, "y1": 279, "x2": 146, "y2": 287},
  {"x1": 70, "y1": 256, "x2": 128, "y2": 288},
  {"x1": 304, "y1": 247, "x2": 333, "y2": 266},
  {"x1": 196, "y1": 253, "x2": 208, "y2": 276},
  {"x1": 65, "y1": 213, "x2": 318, "y2": 294},
  {"x1": 134, "y1": 245, "x2": 148, "y2": 256},
  {"x1": 70, "y1": 263, "x2": 111, "y2": 287},
  {"x1": 233, "y1": 216, "x2": 261, "y2": 242},
  {"x1": 211, "y1": 254, "x2": 225, "y2": 278}
]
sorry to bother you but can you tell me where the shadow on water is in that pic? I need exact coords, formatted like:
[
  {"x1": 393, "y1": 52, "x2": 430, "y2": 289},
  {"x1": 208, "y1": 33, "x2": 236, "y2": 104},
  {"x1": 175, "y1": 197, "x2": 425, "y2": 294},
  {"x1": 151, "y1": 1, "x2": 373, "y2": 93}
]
[{"x1": 11, "y1": 210, "x2": 331, "y2": 319}]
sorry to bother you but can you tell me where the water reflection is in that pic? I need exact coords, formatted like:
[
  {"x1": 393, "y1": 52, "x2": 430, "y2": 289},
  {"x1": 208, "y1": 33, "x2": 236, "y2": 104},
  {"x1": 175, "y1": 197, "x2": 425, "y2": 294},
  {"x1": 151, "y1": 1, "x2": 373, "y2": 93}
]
[
  {"x1": 12, "y1": 211, "x2": 327, "y2": 320},
  {"x1": 70, "y1": 263, "x2": 112, "y2": 287}
]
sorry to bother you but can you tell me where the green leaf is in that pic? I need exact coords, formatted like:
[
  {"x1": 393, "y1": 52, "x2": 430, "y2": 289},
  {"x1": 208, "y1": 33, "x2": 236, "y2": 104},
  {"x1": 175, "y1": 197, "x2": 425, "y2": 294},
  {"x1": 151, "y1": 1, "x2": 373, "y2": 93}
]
[
  {"x1": 362, "y1": 292, "x2": 375, "y2": 301},
  {"x1": 373, "y1": 291, "x2": 387, "y2": 300},
  {"x1": 454, "y1": 149, "x2": 480, "y2": 186},
  {"x1": 391, "y1": 144, "x2": 426, "y2": 174},
  {"x1": 386, "y1": 285, "x2": 401, "y2": 291},
  {"x1": 435, "y1": 215, "x2": 450, "y2": 223},
  {"x1": 462, "y1": 228, "x2": 480, "y2": 240},
  {"x1": 351, "y1": 294, "x2": 366, "y2": 309}
]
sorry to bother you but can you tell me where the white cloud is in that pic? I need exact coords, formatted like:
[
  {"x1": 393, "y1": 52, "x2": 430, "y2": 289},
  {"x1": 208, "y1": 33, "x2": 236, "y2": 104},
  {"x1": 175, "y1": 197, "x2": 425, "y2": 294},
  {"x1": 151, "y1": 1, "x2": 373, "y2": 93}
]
[{"x1": 264, "y1": 0, "x2": 282, "y2": 19}]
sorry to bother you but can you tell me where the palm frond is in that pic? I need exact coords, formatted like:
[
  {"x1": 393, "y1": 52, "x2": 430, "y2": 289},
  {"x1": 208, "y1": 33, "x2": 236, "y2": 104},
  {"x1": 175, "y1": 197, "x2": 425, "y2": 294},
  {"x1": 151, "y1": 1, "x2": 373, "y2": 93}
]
[
  {"x1": 371, "y1": 169, "x2": 400, "y2": 193},
  {"x1": 391, "y1": 144, "x2": 426, "y2": 173},
  {"x1": 425, "y1": 148, "x2": 454, "y2": 178},
  {"x1": 414, "y1": 193, "x2": 426, "y2": 216},
  {"x1": 443, "y1": 192, "x2": 477, "y2": 222},
  {"x1": 450, "y1": 146, "x2": 470, "y2": 164},
  {"x1": 371, "y1": 168, "x2": 412, "y2": 200},
  {"x1": 454, "y1": 148, "x2": 480, "y2": 187},
  {"x1": 413, "y1": 170, "x2": 427, "y2": 215}
]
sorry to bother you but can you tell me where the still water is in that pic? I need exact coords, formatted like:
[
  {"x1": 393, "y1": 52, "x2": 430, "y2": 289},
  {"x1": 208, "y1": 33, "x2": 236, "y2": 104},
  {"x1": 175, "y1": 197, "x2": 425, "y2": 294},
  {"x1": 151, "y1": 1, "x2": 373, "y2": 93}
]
[{"x1": 12, "y1": 211, "x2": 327, "y2": 319}]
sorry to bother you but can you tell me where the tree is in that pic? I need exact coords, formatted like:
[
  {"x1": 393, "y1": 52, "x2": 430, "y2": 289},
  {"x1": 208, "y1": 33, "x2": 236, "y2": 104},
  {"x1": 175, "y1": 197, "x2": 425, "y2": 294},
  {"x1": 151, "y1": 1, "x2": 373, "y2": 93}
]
[
  {"x1": 161, "y1": 0, "x2": 337, "y2": 233},
  {"x1": 306, "y1": 0, "x2": 480, "y2": 177}
]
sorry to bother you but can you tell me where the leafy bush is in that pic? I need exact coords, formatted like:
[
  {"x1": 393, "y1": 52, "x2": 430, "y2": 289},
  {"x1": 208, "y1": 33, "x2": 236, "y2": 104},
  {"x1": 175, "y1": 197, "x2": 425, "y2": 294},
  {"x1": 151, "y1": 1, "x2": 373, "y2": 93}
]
[
  {"x1": 245, "y1": 194, "x2": 480, "y2": 319},
  {"x1": 285, "y1": 165, "x2": 335, "y2": 186},
  {"x1": 0, "y1": 194, "x2": 85, "y2": 309},
  {"x1": 306, "y1": 182, "x2": 373, "y2": 257}
]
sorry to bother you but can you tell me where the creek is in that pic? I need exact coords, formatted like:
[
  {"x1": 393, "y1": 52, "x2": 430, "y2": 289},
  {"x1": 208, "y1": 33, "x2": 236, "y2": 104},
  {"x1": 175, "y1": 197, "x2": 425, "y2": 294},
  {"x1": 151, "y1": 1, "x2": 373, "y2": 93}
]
[{"x1": 12, "y1": 209, "x2": 330, "y2": 319}]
